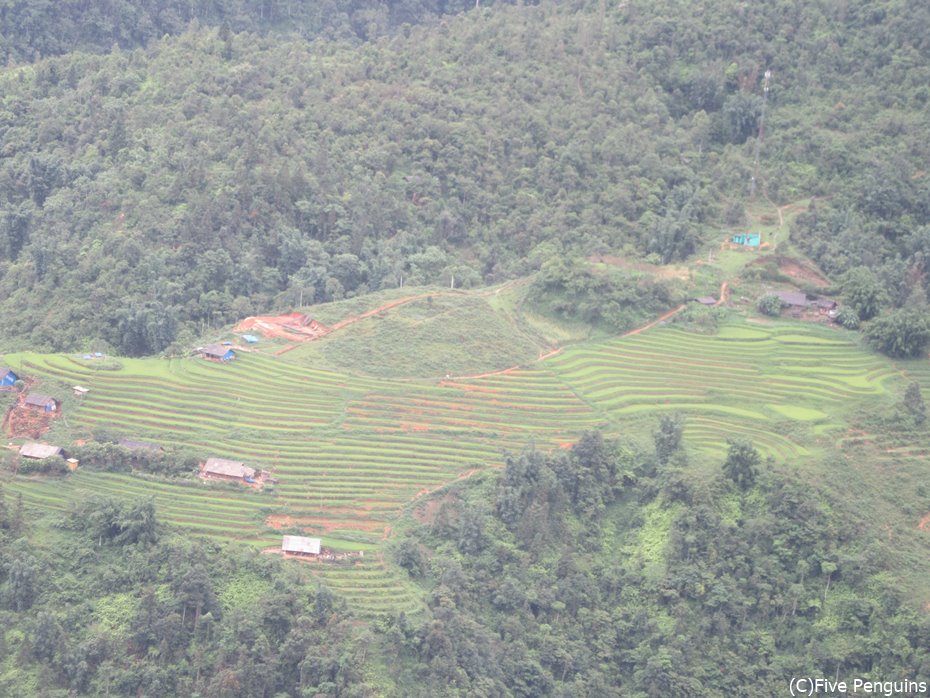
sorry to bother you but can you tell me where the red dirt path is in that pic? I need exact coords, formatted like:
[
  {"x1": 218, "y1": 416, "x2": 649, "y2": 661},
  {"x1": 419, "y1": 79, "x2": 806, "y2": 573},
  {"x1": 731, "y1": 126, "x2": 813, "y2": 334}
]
[{"x1": 620, "y1": 304, "x2": 686, "y2": 338}]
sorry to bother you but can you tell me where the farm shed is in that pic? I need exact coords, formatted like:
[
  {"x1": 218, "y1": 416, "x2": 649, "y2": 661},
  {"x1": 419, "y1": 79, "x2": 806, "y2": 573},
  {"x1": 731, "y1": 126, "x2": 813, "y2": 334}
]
[
  {"x1": 282, "y1": 535, "x2": 321, "y2": 556},
  {"x1": 242, "y1": 334, "x2": 259, "y2": 344},
  {"x1": 0, "y1": 367, "x2": 18, "y2": 387},
  {"x1": 19, "y1": 443, "x2": 64, "y2": 460},
  {"x1": 692, "y1": 296, "x2": 717, "y2": 305},
  {"x1": 772, "y1": 291, "x2": 837, "y2": 310},
  {"x1": 202, "y1": 457, "x2": 255, "y2": 482},
  {"x1": 198, "y1": 344, "x2": 236, "y2": 362},
  {"x1": 731, "y1": 233, "x2": 761, "y2": 247},
  {"x1": 24, "y1": 393, "x2": 58, "y2": 412},
  {"x1": 72, "y1": 385, "x2": 89, "y2": 397},
  {"x1": 119, "y1": 439, "x2": 164, "y2": 452}
]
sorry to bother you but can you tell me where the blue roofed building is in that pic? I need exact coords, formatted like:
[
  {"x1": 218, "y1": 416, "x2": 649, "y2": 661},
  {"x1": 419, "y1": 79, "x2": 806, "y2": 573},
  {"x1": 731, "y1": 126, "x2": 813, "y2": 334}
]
[
  {"x1": 0, "y1": 367, "x2": 18, "y2": 387},
  {"x1": 198, "y1": 344, "x2": 236, "y2": 362},
  {"x1": 731, "y1": 233, "x2": 761, "y2": 247},
  {"x1": 242, "y1": 334, "x2": 259, "y2": 344}
]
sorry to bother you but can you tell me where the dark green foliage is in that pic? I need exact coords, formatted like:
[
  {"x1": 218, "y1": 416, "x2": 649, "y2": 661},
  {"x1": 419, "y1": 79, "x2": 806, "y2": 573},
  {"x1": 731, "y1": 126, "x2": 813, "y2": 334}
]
[
  {"x1": 534, "y1": 258, "x2": 679, "y2": 332},
  {"x1": 388, "y1": 434, "x2": 930, "y2": 696},
  {"x1": 722, "y1": 437, "x2": 760, "y2": 490},
  {"x1": 654, "y1": 412, "x2": 684, "y2": 465},
  {"x1": 16, "y1": 455, "x2": 69, "y2": 476},
  {"x1": 496, "y1": 432, "x2": 622, "y2": 533},
  {"x1": 865, "y1": 308, "x2": 930, "y2": 358},
  {"x1": 841, "y1": 267, "x2": 888, "y2": 321},
  {"x1": 0, "y1": 0, "x2": 927, "y2": 353},
  {"x1": 0, "y1": 0, "x2": 517, "y2": 63},
  {"x1": 395, "y1": 537, "x2": 426, "y2": 577},
  {"x1": 718, "y1": 92, "x2": 763, "y2": 144},
  {"x1": 65, "y1": 496, "x2": 158, "y2": 546},
  {"x1": 0, "y1": 490, "x2": 362, "y2": 697},
  {"x1": 903, "y1": 381, "x2": 926, "y2": 426},
  {"x1": 72, "y1": 442, "x2": 198, "y2": 477},
  {"x1": 835, "y1": 306, "x2": 861, "y2": 330},
  {"x1": 757, "y1": 294, "x2": 784, "y2": 317}
]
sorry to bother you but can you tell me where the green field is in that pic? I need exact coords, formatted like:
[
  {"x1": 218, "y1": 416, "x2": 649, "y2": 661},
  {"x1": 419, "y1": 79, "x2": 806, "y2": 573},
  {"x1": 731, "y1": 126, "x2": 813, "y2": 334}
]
[{"x1": 0, "y1": 313, "x2": 914, "y2": 614}]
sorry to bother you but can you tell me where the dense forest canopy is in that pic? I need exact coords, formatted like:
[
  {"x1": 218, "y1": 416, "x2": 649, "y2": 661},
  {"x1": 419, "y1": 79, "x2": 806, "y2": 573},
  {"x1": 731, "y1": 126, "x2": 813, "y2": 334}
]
[
  {"x1": 0, "y1": 0, "x2": 526, "y2": 62},
  {"x1": 0, "y1": 0, "x2": 928, "y2": 355}
]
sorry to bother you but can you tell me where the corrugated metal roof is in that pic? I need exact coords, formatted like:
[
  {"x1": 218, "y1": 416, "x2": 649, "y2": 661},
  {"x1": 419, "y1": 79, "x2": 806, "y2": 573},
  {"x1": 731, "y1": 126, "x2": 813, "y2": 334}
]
[
  {"x1": 200, "y1": 344, "x2": 232, "y2": 357},
  {"x1": 20, "y1": 443, "x2": 63, "y2": 459},
  {"x1": 282, "y1": 535, "x2": 321, "y2": 555},
  {"x1": 773, "y1": 291, "x2": 811, "y2": 307},
  {"x1": 24, "y1": 393, "x2": 56, "y2": 407},
  {"x1": 0, "y1": 367, "x2": 13, "y2": 376},
  {"x1": 203, "y1": 457, "x2": 255, "y2": 479}
]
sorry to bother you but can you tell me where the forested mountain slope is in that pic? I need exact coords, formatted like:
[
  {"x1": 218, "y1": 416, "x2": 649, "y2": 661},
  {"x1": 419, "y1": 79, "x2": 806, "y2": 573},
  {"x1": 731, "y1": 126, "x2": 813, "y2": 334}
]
[
  {"x1": 0, "y1": 0, "x2": 928, "y2": 357},
  {"x1": 0, "y1": 0, "x2": 520, "y2": 61}
]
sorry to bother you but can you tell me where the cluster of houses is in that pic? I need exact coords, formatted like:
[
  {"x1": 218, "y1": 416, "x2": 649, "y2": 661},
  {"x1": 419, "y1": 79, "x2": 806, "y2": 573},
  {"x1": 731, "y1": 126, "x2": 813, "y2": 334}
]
[{"x1": 769, "y1": 290, "x2": 838, "y2": 317}]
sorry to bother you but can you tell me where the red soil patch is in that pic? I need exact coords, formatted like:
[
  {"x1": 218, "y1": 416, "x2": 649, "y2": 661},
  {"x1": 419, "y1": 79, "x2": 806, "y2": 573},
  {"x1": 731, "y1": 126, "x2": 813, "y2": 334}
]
[
  {"x1": 235, "y1": 312, "x2": 331, "y2": 341},
  {"x1": 589, "y1": 255, "x2": 691, "y2": 281},
  {"x1": 750, "y1": 255, "x2": 830, "y2": 287},
  {"x1": 5, "y1": 392, "x2": 57, "y2": 440},
  {"x1": 413, "y1": 493, "x2": 458, "y2": 525},
  {"x1": 558, "y1": 442, "x2": 574, "y2": 449},
  {"x1": 918, "y1": 513, "x2": 930, "y2": 532}
]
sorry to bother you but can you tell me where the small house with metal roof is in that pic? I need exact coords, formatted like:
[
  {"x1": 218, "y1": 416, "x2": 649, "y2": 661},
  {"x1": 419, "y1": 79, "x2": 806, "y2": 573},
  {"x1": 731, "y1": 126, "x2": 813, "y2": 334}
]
[
  {"x1": 0, "y1": 367, "x2": 18, "y2": 387},
  {"x1": 19, "y1": 443, "x2": 64, "y2": 460},
  {"x1": 198, "y1": 344, "x2": 236, "y2": 362},
  {"x1": 201, "y1": 457, "x2": 255, "y2": 482},
  {"x1": 24, "y1": 393, "x2": 59, "y2": 412},
  {"x1": 282, "y1": 535, "x2": 321, "y2": 556}
]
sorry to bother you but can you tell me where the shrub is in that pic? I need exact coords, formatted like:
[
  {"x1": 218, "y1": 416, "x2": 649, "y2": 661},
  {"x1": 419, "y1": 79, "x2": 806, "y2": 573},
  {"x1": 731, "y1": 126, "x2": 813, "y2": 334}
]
[
  {"x1": 757, "y1": 294, "x2": 784, "y2": 316},
  {"x1": 865, "y1": 309, "x2": 930, "y2": 358},
  {"x1": 834, "y1": 307, "x2": 860, "y2": 329}
]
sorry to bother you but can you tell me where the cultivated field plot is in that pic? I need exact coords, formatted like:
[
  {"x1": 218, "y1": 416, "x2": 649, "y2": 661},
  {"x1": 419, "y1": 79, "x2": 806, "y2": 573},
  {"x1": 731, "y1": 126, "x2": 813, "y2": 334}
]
[
  {"x1": 2, "y1": 318, "x2": 903, "y2": 613},
  {"x1": 546, "y1": 320, "x2": 898, "y2": 460},
  {"x1": 3, "y1": 351, "x2": 602, "y2": 613}
]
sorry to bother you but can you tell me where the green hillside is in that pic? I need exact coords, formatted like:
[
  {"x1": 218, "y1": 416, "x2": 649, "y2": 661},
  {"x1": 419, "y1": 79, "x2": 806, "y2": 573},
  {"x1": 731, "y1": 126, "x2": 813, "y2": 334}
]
[
  {"x1": 2, "y1": 0, "x2": 930, "y2": 694},
  {"x1": 5, "y1": 299, "x2": 924, "y2": 614},
  {"x1": 2, "y1": 1, "x2": 929, "y2": 355}
]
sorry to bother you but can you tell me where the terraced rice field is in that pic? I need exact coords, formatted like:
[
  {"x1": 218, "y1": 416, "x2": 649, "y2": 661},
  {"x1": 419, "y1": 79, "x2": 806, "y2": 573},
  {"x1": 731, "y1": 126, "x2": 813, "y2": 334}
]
[
  {"x1": 2, "y1": 318, "x2": 903, "y2": 613},
  {"x1": 544, "y1": 321, "x2": 897, "y2": 460}
]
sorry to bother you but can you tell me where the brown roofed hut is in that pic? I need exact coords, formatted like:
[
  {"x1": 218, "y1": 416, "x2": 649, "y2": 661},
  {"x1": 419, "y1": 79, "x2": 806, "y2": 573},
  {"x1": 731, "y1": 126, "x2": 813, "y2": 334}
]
[
  {"x1": 201, "y1": 457, "x2": 256, "y2": 482},
  {"x1": 24, "y1": 393, "x2": 59, "y2": 412},
  {"x1": 19, "y1": 443, "x2": 64, "y2": 460}
]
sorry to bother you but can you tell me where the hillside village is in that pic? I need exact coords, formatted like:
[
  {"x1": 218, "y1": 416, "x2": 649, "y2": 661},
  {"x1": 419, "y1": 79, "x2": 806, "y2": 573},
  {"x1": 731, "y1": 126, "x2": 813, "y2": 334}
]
[{"x1": 1, "y1": 0, "x2": 930, "y2": 693}]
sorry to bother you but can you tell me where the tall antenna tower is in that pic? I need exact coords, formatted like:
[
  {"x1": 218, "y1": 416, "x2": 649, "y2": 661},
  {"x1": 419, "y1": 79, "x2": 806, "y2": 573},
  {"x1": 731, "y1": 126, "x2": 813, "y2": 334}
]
[{"x1": 749, "y1": 69, "x2": 771, "y2": 199}]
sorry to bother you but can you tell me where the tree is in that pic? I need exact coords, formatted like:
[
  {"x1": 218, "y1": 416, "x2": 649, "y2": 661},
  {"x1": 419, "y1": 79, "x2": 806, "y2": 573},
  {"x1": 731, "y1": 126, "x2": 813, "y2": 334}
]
[
  {"x1": 842, "y1": 267, "x2": 887, "y2": 321},
  {"x1": 903, "y1": 382, "x2": 926, "y2": 426},
  {"x1": 757, "y1": 294, "x2": 783, "y2": 317},
  {"x1": 718, "y1": 92, "x2": 763, "y2": 144},
  {"x1": 722, "y1": 438, "x2": 760, "y2": 491},
  {"x1": 834, "y1": 306, "x2": 860, "y2": 329},
  {"x1": 865, "y1": 309, "x2": 930, "y2": 358},
  {"x1": 654, "y1": 413, "x2": 684, "y2": 465}
]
